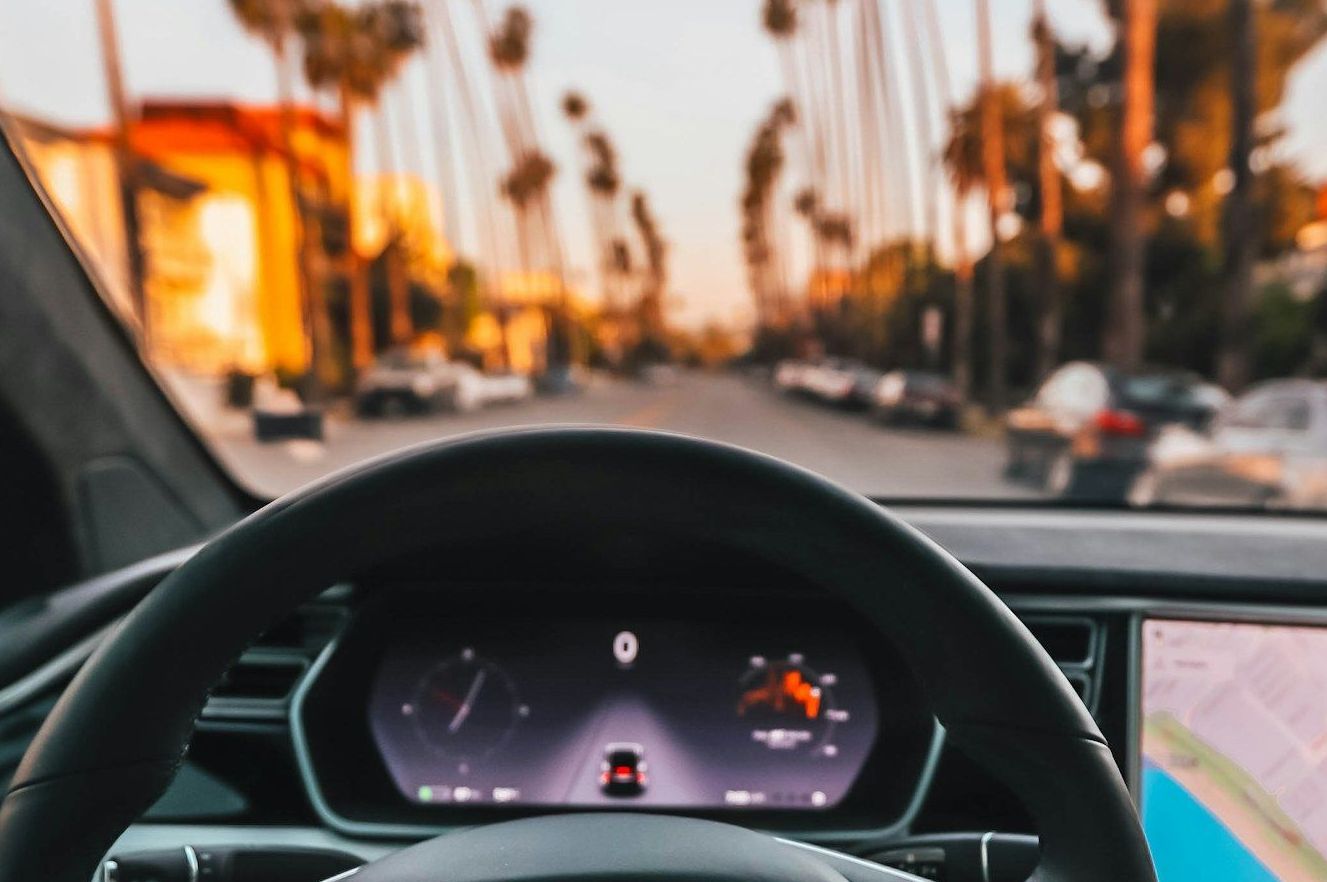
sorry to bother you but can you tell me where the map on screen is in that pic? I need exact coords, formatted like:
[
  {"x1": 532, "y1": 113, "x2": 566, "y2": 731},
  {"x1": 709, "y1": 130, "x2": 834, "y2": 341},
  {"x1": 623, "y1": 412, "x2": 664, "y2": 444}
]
[{"x1": 1141, "y1": 619, "x2": 1327, "y2": 882}]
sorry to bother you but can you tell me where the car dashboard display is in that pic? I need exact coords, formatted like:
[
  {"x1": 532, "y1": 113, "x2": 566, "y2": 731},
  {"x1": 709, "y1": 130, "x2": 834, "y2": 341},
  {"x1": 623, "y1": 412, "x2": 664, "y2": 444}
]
[
  {"x1": 367, "y1": 619, "x2": 878, "y2": 810},
  {"x1": 1140, "y1": 617, "x2": 1327, "y2": 881},
  {"x1": 292, "y1": 587, "x2": 935, "y2": 834}
]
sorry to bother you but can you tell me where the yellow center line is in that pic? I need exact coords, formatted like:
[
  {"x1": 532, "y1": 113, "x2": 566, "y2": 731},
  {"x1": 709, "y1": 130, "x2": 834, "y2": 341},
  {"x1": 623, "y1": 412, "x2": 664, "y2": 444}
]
[{"x1": 618, "y1": 395, "x2": 679, "y2": 429}]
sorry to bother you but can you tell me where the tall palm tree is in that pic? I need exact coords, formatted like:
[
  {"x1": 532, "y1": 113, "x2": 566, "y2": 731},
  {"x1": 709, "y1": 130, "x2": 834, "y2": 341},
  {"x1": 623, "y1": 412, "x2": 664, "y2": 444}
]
[
  {"x1": 425, "y1": 0, "x2": 510, "y2": 361},
  {"x1": 298, "y1": 1, "x2": 421, "y2": 364},
  {"x1": 922, "y1": 0, "x2": 974, "y2": 405},
  {"x1": 94, "y1": 0, "x2": 149, "y2": 345},
  {"x1": 1105, "y1": 0, "x2": 1156, "y2": 370},
  {"x1": 1219, "y1": 0, "x2": 1256, "y2": 391},
  {"x1": 631, "y1": 191, "x2": 668, "y2": 349},
  {"x1": 1032, "y1": 0, "x2": 1064, "y2": 380},
  {"x1": 228, "y1": 0, "x2": 330, "y2": 384},
  {"x1": 976, "y1": 0, "x2": 1009, "y2": 412},
  {"x1": 372, "y1": 0, "x2": 427, "y2": 345},
  {"x1": 900, "y1": 0, "x2": 939, "y2": 258},
  {"x1": 482, "y1": 4, "x2": 572, "y2": 367},
  {"x1": 742, "y1": 103, "x2": 793, "y2": 328}
]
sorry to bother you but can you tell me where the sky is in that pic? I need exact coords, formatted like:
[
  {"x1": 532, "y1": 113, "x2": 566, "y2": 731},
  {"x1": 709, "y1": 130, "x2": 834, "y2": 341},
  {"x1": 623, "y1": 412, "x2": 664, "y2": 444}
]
[{"x1": 1, "y1": 1, "x2": 1324, "y2": 330}]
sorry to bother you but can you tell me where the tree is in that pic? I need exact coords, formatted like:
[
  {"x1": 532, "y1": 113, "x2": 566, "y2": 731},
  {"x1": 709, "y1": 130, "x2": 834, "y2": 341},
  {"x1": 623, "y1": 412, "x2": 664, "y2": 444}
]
[
  {"x1": 93, "y1": 0, "x2": 149, "y2": 345},
  {"x1": 482, "y1": 4, "x2": 571, "y2": 368},
  {"x1": 631, "y1": 191, "x2": 668, "y2": 352},
  {"x1": 1218, "y1": 0, "x2": 1256, "y2": 391},
  {"x1": 228, "y1": 0, "x2": 334, "y2": 386},
  {"x1": 976, "y1": 0, "x2": 1010, "y2": 411},
  {"x1": 562, "y1": 92, "x2": 631, "y2": 315},
  {"x1": 1104, "y1": 0, "x2": 1156, "y2": 371},
  {"x1": 742, "y1": 102, "x2": 794, "y2": 329},
  {"x1": 298, "y1": 1, "x2": 422, "y2": 364},
  {"x1": 1032, "y1": 0, "x2": 1065, "y2": 379}
]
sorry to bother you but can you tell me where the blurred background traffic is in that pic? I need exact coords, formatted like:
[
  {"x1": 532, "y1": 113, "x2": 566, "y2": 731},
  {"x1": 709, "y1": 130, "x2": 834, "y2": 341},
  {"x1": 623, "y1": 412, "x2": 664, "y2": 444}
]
[{"x1": 1, "y1": 0, "x2": 1326, "y2": 507}]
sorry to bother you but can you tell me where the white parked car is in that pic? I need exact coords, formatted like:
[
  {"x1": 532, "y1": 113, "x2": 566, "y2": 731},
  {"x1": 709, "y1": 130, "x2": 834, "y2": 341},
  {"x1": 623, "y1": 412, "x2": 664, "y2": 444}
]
[{"x1": 355, "y1": 351, "x2": 531, "y2": 417}]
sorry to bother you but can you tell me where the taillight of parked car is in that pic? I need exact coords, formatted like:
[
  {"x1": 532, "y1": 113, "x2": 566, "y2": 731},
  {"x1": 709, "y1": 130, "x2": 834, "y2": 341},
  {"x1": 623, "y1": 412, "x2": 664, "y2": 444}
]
[{"x1": 1093, "y1": 409, "x2": 1146, "y2": 437}]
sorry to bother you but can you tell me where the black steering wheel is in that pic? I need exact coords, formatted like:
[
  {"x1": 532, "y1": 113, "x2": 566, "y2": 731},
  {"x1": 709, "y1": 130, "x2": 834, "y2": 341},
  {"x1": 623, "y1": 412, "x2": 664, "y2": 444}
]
[{"x1": 0, "y1": 429, "x2": 1155, "y2": 882}]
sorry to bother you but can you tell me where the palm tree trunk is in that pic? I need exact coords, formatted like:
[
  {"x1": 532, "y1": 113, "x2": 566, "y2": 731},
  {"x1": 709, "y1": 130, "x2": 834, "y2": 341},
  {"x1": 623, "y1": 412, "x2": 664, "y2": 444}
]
[
  {"x1": 372, "y1": 102, "x2": 413, "y2": 346},
  {"x1": 1218, "y1": 0, "x2": 1256, "y2": 392},
  {"x1": 976, "y1": 0, "x2": 1009, "y2": 412},
  {"x1": 94, "y1": 0, "x2": 150, "y2": 346},
  {"x1": 901, "y1": 0, "x2": 938, "y2": 258},
  {"x1": 429, "y1": 0, "x2": 508, "y2": 311},
  {"x1": 1105, "y1": 0, "x2": 1156, "y2": 371},
  {"x1": 953, "y1": 186, "x2": 975, "y2": 404},
  {"x1": 1033, "y1": 0, "x2": 1064, "y2": 380},
  {"x1": 273, "y1": 36, "x2": 330, "y2": 392},
  {"x1": 340, "y1": 85, "x2": 375, "y2": 371},
  {"x1": 421, "y1": 38, "x2": 464, "y2": 259}
]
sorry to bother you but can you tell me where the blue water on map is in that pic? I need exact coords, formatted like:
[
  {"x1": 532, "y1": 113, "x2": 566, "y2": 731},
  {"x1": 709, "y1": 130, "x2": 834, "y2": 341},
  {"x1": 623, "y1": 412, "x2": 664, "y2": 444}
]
[{"x1": 1143, "y1": 761, "x2": 1281, "y2": 882}]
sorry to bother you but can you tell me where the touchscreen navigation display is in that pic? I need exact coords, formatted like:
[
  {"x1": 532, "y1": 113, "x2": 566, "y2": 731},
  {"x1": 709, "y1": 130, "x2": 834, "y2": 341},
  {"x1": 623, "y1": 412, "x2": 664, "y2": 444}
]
[{"x1": 1141, "y1": 618, "x2": 1327, "y2": 882}]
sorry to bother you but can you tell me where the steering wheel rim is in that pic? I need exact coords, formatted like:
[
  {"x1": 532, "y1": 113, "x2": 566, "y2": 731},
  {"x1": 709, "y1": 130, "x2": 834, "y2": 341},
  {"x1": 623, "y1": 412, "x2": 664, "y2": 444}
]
[{"x1": 0, "y1": 428, "x2": 1155, "y2": 882}]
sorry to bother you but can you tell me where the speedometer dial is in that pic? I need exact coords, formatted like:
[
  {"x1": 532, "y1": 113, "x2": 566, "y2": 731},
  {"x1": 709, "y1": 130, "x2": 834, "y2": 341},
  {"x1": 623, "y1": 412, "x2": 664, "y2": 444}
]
[
  {"x1": 405, "y1": 648, "x2": 528, "y2": 766},
  {"x1": 737, "y1": 653, "x2": 847, "y2": 757}
]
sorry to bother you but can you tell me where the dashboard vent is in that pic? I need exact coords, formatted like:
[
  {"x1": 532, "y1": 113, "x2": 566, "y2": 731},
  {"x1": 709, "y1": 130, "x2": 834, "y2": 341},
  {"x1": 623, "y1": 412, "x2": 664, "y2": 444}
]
[
  {"x1": 1021, "y1": 615, "x2": 1102, "y2": 714},
  {"x1": 201, "y1": 586, "x2": 350, "y2": 722}
]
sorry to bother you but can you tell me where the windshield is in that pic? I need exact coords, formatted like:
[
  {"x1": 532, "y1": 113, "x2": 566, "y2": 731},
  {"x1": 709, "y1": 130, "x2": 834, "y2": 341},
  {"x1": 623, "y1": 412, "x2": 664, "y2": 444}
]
[{"x1": 2, "y1": 1, "x2": 1326, "y2": 508}]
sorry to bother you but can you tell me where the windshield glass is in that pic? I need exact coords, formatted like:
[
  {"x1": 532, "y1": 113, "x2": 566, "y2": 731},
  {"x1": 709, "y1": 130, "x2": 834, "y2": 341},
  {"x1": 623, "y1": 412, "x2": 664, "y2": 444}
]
[{"x1": 2, "y1": 1, "x2": 1326, "y2": 507}]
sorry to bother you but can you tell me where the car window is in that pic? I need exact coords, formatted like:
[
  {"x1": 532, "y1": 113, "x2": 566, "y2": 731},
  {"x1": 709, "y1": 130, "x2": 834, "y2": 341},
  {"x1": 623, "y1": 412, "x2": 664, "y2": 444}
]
[
  {"x1": 1, "y1": 2, "x2": 1325, "y2": 513},
  {"x1": 1227, "y1": 394, "x2": 1312, "y2": 431}
]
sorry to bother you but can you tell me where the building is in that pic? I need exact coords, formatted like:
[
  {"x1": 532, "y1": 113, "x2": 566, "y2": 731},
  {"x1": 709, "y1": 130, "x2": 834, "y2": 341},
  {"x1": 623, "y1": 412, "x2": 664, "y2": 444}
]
[{"x1": 8, "y1": 100, "x2": 453, "y2": 379}]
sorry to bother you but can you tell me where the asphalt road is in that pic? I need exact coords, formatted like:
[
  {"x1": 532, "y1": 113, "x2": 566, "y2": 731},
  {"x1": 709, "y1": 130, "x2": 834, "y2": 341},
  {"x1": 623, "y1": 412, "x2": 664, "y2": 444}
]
[{"x1": 203, "y1": 370, "x2": 1043, "y2": 501}]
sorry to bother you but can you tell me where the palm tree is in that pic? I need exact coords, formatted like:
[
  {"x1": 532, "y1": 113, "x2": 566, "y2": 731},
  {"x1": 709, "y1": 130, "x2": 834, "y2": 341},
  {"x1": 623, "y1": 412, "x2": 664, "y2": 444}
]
[
  {"x1": 562, "y1": 92, "x2": 610, "y2": 306},
  {"x1": 425, "y1": 0, "x2": 511, "y2": 362},
  {"x1": 1032, "y1": 0, "x2": 1065, "y2": 380},
  {"x1": 922, "y1": 0, "x2": 974, "y2": 405},
  {"x1": 1105, "y1": 0, "x2": 1156, "y2": 370},
  {"x1": 976, "y1": 0, "x2": 1010, "y2": 412},
  {"x1": 228, "y1": 0, "x2": 329, "y2": 384},
  {"x1": 1218, "y1": 0, "x2": 1256, "y2": 391},
  {"x1": 482, "y1": 4, "x2": 573, "y2": 368},
  {"x1": 94, "y1": 0, "x2": 149, "y2": 345},
  {"x1": 742, "y1": 103, "x2": 793, "y2": 328},
  {"x1": 299, "y1": 2, "x2": 379, "y2": 369},
  {"x1": 631, "y1": 191, "x2": 668, "y2": 350}
]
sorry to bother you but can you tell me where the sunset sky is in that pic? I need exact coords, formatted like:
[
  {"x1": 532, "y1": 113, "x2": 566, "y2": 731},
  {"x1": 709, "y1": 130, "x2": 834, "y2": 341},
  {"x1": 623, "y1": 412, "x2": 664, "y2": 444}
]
[{"x1": 2, "y1": 0, "x2": 1325, "y2": 329}]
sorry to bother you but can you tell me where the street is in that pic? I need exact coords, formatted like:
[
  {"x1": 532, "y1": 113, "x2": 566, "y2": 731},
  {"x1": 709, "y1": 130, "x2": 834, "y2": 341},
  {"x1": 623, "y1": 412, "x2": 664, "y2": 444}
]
[{"x1": 194, "y1": 371, "x2": 1044, "y2": 501}]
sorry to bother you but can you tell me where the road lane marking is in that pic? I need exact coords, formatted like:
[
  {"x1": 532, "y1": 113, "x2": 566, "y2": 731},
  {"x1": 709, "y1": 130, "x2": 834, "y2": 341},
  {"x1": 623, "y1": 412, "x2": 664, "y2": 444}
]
[{"x1": 619, "y1": 397, "x2": 679, "y2": 428}]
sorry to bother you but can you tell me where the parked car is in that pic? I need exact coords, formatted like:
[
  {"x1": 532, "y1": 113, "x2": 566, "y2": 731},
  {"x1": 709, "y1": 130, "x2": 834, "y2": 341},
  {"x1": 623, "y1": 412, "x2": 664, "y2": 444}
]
[
  {"x1": 871, "y1": 370, "x2": 961, "y2": 428},
  {"x1": 1005, "y1": 362, "x2": 1226, "y2": 500},
  {"x1": 800, "y1": 358, "x2": 880, "y2": 408},
  {"x1": 1129, "y1": 379, "x2": 1327, "y2": 509},
  {"x1": 773, "y1": 358, "x2": 809, "y2": 394},
  {"x1": 355, "y1": 351, "x2": 531, "y2": 417}
]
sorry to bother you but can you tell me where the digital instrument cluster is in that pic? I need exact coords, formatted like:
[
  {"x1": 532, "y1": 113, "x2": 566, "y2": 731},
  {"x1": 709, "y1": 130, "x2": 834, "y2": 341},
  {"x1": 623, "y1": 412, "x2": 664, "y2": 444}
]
[{"x1": 367, "y1": 618, "x2": 879, "y2": 810}]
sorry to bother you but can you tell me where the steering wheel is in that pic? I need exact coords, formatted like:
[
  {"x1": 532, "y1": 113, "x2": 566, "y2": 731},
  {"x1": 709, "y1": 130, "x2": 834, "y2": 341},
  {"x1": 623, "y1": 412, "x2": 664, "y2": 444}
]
[{"x1": 0, "y1": 429, "x2": 1155, "y2": 882}]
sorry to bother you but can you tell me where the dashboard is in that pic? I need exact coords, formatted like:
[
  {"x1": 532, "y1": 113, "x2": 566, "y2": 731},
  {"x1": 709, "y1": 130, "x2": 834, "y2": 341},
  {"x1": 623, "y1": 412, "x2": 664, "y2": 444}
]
[
  {"x1": 367, "y1": 618, "x2": 877, "y2": 810},
  {"x1": 292, "y1": 586, "x2": 935, "y2": 836},
  {"x1": 45, "y1": 507, "x2": 1327, "y2": 881}
]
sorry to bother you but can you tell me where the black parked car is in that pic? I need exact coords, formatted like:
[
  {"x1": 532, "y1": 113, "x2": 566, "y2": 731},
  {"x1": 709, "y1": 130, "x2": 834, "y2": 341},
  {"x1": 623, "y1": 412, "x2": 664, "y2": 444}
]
[
  {"x1": 1005, "y1": 362, "x2": 1227, "y2": 500},
  {"x1": 870, "y1": 370, "x2": 961, "y2": 428}
]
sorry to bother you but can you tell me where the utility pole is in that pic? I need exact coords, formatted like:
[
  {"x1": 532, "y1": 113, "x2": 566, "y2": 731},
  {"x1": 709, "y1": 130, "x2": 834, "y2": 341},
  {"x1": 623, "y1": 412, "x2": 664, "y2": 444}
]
[{"x1": 94, "y1": 0, "x2": 149, "y2": 346}]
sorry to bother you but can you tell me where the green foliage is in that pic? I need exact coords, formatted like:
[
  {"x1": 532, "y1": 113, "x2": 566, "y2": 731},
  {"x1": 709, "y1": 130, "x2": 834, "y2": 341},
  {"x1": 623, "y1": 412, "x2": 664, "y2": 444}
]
[{"x1": 1253, "y1": 283, "x2": 1314, "y2": 380}]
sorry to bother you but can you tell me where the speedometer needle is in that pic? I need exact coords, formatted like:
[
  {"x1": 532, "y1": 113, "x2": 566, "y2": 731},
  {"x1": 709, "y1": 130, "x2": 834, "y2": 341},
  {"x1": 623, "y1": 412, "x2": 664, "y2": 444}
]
[{"x1": 448, "y1": 669, "x2": 487, "y2": 733}]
